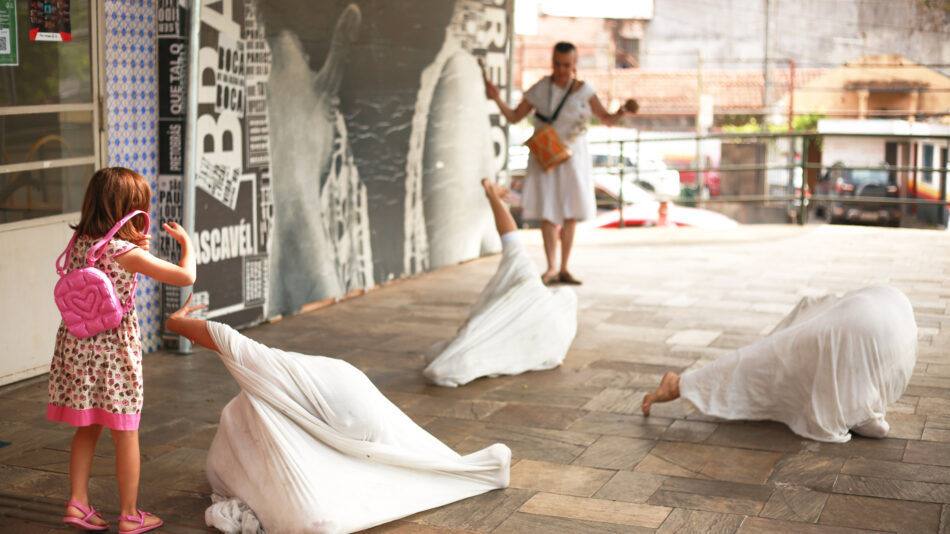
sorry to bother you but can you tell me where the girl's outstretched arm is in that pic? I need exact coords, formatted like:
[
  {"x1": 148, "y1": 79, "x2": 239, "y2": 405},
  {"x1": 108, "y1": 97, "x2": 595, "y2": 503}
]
[
  {"x1": 165, "y1": 293, "x2": 218, "y2": 352},
  {"x1": 116, "y1": 221, "x2": 197, "y2": 286}
]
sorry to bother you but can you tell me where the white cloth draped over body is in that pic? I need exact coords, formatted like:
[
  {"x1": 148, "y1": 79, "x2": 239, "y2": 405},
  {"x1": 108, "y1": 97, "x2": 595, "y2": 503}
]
[
  {"x1": 679, "y1": 285, "x2": 918, "y2": 443},
  {"x1": 521, "y1": 76, "x2": 597, "y2": 225},
  {"x1": 202, "y1": 321, "x2": 511, "y2": 534},
  {"x1": 423, "y1": 232, "x2": 578, "y2": 387}
]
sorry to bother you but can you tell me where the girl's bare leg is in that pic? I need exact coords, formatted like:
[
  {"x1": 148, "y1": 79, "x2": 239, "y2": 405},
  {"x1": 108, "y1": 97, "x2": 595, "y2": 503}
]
[
  {"x1": 642, "y1": 372, "x2": 681, "y2": 416},
  {"x1": 112, "y1": 429, "x2": 162, "y2": 530},
  {"x1": 67, "y1": 425, "x2": 108, "y2": 527}
]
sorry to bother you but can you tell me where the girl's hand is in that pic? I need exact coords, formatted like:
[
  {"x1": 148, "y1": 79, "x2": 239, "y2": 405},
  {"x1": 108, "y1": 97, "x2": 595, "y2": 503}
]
[
  {"x1": 163, "y1": 222, "x2": 193, "y2": 247},
  {"x1": 133, "y1": 234, "x2": 152, "y2": 252}
]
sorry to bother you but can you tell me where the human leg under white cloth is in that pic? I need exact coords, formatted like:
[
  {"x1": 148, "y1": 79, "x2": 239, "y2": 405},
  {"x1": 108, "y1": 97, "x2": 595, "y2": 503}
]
[
  {"x1": 166, "y1": 296, "x2": 510, "y2": 534},
  {"x1": 641, "y1": 285, "x2": 917, "y2": 443},
  {"x1": 422, "y1": 179, "x2": 578, "y2": 387}
]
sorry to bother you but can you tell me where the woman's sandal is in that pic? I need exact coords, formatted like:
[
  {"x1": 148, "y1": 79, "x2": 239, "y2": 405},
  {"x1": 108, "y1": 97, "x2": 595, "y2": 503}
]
[
  {"x1": 541, "y1": 272, "x2": 559, "y2": 285},
  {"x1": 62, "y1": 501, "x2": 108, "y2": 531},
  {"x1": 118, "y1": 510, "x2": 164, "y2": 534},
  {"x1": 558, "y1": 271, "x2": 582, "y2": 285}
]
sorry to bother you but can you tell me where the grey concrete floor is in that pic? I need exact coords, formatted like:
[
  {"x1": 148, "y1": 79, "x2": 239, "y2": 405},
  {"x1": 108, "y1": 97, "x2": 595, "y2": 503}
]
[{"x1": 2, "y1": 224, "x2": 950, "y2": 533}]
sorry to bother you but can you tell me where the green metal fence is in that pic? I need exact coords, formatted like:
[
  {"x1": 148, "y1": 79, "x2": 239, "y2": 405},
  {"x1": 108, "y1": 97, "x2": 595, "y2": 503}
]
[{"x1": 588, "y1": 130, "x2": 950, "y2": 228}]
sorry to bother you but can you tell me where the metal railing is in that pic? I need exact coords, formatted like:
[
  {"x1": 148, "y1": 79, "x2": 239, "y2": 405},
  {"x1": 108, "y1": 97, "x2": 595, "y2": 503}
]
[{"x1": 588, "y1": 130, "x2": 950, "y2": 228}]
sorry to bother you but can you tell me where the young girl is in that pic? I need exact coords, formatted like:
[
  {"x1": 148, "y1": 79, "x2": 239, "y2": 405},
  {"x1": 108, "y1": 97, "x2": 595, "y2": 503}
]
[{"x1": 48, "y1": 167, "x2": 196, "y2": 534}]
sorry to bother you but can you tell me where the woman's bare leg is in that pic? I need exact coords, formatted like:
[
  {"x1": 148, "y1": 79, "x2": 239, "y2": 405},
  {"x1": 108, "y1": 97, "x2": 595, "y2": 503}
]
[
  {"x1": 642, "y1": 372, "x2": 681, "y2": 416},
  {"x1": 540, "y1": 220, "x2": 559, "y2": 282},
  {"x1": 559, "y1": 219, "x2": 578, "y2": 281},
  {"x1": 481, "y1": 178, "x2": 517, "y2": 236}
]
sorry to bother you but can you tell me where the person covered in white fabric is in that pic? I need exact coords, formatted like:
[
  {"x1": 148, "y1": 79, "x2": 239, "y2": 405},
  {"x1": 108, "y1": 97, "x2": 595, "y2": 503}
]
[
  {"x1": 423, "y1": 179, "x2": 578, "y2": 387},
  {"x1": 641, "y1": 285, "x2": 918, "y2": 443},
  {"x1": 485, "y1": 41, "x2": 635, "y2": 285},
  {"x1": 166, "y1": 296, "x2": 510, "y2": 534}
]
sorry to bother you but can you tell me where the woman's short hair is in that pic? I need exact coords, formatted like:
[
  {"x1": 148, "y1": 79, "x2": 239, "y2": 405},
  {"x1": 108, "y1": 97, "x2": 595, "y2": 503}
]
[{"x1": 553, "y1": 41, "x2": 576, "y2": 55}]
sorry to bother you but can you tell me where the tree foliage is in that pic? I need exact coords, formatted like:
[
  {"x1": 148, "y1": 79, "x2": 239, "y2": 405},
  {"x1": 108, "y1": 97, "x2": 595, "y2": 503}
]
[{"x1": 916, "y1": 0, "x2": 950, "y2": 31}]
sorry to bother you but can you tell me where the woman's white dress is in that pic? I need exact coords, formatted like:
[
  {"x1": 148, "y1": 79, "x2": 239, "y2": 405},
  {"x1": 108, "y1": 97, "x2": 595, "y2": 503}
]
[
  {"x1": 423, "y1": 232, "x2": 578, "y2": 387},
  {"x1": 202, "y1": 322, "x2": 511, "y2": 534},
  {"x1": 521, "y1": 76, "x2": 598, "y2": 225},
  {"x1": 679, "y1": 285, "x2": 918, "y2": 443}
]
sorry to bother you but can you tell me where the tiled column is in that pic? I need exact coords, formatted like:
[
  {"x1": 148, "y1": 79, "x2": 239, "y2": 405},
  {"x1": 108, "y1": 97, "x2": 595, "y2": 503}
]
[{"x1": 104, "y1": 0, "x2": 162, "y2": 353}]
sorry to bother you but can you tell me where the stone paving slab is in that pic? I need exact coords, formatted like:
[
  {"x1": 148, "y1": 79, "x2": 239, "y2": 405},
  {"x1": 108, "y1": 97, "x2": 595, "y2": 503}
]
[{"x1": 3, "y1": 224, "x2": 950, "y2": 533}]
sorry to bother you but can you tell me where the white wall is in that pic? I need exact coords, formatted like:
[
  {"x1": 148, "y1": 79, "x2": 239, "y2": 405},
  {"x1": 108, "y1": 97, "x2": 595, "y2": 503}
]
[
  {"x1": 644, "y1": 0, "x2": 950, "y2": 72},
  {"x1": 0, "y1": 215, "x2": 76, "y2": 386},
  {"x1": 821, "y1": 136, "x2": 887, "y2": 167}
]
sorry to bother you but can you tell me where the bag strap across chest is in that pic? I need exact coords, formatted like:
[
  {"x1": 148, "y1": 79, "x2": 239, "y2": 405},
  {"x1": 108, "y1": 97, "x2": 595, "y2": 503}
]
[{"x1": 534, "y1": 78, "x2": 575, "y2": 124}]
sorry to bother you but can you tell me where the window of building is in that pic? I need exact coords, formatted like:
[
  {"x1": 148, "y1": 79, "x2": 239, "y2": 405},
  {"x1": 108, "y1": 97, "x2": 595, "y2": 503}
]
[
  {"x1": 923, "y1": 144, "x2": 934, "y2": 185},
  {"x1": 0, "y1": 0, "x2": 103, "y2": 225},
  {"x1": 616, "y1": 37, "x2": 638, "y2": 68}
]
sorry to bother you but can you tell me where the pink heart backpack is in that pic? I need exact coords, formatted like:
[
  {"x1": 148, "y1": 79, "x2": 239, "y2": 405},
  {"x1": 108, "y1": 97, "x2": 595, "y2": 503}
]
[{"x1": 54, "y1": 210, "x2": 150, "y2": 338}]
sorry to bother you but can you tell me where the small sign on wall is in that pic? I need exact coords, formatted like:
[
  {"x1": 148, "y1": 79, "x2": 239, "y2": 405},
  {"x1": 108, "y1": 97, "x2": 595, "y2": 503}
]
[
  {"x1": 29, "y1": 0, "x2": 71, "y2": 42},
  {"x1": 0, "y1": 1, "x2": 17, "y2": 65}
]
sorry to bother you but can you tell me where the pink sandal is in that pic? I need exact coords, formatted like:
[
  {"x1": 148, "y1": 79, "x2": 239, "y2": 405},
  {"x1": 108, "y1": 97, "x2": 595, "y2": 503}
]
[
  {"x1": 118, "y1": 510, "x2": 164, "y2": 534},
  {"x1": 62, "y1": 501, "x2": 108, "y2": 531}
]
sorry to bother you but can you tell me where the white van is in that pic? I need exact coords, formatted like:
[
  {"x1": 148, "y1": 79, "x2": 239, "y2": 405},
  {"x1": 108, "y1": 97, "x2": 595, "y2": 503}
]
[{"x1": 587, "y1": 130, "x2": 681, "y2": 198}]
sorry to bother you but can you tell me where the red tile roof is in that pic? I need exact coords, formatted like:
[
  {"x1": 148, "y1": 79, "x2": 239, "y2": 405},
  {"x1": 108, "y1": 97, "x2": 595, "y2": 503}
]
[{"x1": 521, "y1": 68, "x2": 828, "y2": 116}]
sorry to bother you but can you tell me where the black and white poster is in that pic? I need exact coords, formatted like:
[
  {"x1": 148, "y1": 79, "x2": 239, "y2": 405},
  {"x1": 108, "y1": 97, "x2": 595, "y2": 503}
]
[{"x1": 157, "y1": 0, "x2": 187, "y2": 329}]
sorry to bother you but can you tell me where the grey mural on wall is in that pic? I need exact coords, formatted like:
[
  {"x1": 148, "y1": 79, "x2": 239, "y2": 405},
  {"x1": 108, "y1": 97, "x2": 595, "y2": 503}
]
[
  {"x1": 266, "y1": 5, "x2": 374, "y2": 315},
  {"x1": 160, "y1": 0, "x2": 511, "y2": 323},
  {"x1": 260, "y1": 0, "x2": 510, "y2": 317},
  {"x1": 406, "y1": 1, "x2": 505, "y2": 274}
]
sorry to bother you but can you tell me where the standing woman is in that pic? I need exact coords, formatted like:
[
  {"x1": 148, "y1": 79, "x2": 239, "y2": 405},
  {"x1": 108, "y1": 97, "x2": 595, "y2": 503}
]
[{"x1": 485, "y1": 41, "x2": 633, "y2": 285}]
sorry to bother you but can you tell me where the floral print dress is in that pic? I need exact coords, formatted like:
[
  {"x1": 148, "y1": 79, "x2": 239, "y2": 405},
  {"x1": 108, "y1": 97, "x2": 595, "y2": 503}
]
[{"x1": 47, "y1": 236, "x2": 143, "y2": 430}]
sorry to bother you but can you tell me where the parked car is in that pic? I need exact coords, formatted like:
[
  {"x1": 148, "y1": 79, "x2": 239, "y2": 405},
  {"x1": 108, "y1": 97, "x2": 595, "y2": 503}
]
[
  {"x1": 812, "y1": 162, "x2": 900, "y2": 226},
  {"x1": 510, "y1": 140, "x2": 680, "y2": 198},
  {"x1": 590, "y1": 153, "x2": 681, "y2": 199},
  {"x1": 677, "y1": 155, "x2": 722, "y2": 197},
  {"x1": 589, "y1": 205, "x2": 739, "y2": 229},
  {"x1": 591, "y1": 174, "x2": 738, "y2": 229}
]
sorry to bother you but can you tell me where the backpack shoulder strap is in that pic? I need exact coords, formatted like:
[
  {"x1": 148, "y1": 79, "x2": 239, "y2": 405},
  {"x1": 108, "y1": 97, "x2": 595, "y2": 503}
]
[
  {"x1": 56, "y1": 232, "x2": 79, "y2": 277},
  {"x1": 86, "y1": 210, "x2": 151, "y2": 266}
]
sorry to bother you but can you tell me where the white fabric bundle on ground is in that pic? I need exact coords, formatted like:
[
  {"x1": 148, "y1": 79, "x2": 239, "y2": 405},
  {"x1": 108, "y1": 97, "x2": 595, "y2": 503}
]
[
  {"x1": 203, "y1": 322, "x2": 511, "y2": 534},
  {"x1": 423, "y1": 232, "x2": 578, "y2": 387},
  {"x1": 679, "y1": 285, "x2": 918, "y2": 443}
]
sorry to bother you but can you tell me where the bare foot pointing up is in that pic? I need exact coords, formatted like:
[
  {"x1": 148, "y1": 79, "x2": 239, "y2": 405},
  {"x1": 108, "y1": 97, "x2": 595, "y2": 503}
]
[{"x1": 642, "y1": 372, "x2": 681, "y2": 416}]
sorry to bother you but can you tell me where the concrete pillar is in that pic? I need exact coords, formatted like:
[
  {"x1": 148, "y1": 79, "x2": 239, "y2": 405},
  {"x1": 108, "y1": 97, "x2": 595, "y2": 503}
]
[
  {"x1": 857, "y1": 89, "x2": 870, "y2": 120},
  {"x1": 908, "y1": 90, "x2": 919, "y2": 122}
]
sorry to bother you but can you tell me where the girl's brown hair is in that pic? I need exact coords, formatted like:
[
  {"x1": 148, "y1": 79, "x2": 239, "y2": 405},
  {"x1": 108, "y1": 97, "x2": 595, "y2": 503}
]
[{"x1": 72, "y1": 167, "x2": 150, "y2": 241}]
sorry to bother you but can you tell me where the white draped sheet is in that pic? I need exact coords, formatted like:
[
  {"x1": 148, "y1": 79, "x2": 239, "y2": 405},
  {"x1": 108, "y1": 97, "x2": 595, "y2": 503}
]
[
  {"x1": 679, "y1": 285, "x2": 918, "y2": 443},
  {"x1": 203, "y1": 322, "x2": 511, "y2": 534},
  {"x1": 423, "y1": 233, "x2": 578, "y2": 387}
]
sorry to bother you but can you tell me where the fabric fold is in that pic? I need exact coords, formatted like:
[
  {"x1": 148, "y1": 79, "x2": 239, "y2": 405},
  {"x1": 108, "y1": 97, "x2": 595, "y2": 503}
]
[
  {"x1": 423, "y1": 234, "x2": 578, "y2": 387},
  {"x1": 204, "y1": 321, "x2": 510, "y2": 534}
]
